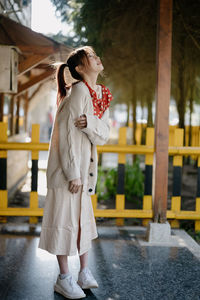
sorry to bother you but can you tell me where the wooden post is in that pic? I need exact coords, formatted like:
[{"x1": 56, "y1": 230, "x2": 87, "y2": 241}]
[
  {"x1": 0, "y1": 94, "x2": 4, "y2": 122},
  {"x1": 16, "y1": 96, "x2": 20, "y2": 134},
  {"x1": 24, "y1": 91, "x2": 29, "y2": 132},
  {"x1": 153, "y1": 0, "x2": 173, "y2": 223},
  {"x1": 9, "y1": 96, "x2": 14, "y2": 136}
]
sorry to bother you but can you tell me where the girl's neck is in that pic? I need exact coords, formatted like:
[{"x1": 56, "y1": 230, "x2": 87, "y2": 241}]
[{"x1": 82, "y1": 73, "x2": 98, "y2": 90}]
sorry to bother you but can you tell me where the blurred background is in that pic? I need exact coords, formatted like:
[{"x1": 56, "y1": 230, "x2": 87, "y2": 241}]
[{"x1": 0, "y1": 0, "x2": 200, "y2": 234}]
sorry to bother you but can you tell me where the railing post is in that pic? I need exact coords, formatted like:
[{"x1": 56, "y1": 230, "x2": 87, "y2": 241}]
[
  {"x1": 169, "y1": 125, "x2": 175, "y2": 147},
  {"x1": 116, "y1": 127, "x2": 126, "y2": 226},
  {"x1": 29, "y1": 124, "x2": 40, "y2": 224},
  {"x1": 143, "y1": 128, "x2": 154, "y2": 226},
  {"x1": 91, "y1": 193, "x2": 97, "y2": 213},
  {"x1": 192, "y1": 126, "x2": 199, "y2": 161},
  {"x1": 0, "y1": 122, "x2": 8, "y2": 223},
  {"x1": 195, "y1": 130, "x2": 200, "y2": 232},
  {"x1": 171, "y1": 128, "x2": 183, "y2": 228}
]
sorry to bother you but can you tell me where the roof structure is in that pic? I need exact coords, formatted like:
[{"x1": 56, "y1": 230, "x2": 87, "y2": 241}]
[{"x1": 0, "y1": 14, "x2": 72, "y2": 96}]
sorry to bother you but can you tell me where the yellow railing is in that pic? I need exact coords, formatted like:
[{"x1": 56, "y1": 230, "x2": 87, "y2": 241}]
[
  {"x1": 129, "y1": 122, "x2": 200, "y2": 149},
  {"x1": 0, "y1": 122, "x2": 200, "y2": 230}
]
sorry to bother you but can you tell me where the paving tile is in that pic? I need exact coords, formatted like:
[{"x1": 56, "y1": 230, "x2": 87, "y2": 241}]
[{"x1": 0, "y1": 226, "x2": 200, "y2": 300}]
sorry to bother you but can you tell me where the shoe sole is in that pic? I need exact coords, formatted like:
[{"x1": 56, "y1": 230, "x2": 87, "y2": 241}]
[
  {"x1": 77, "y1": 281, "x2": 99, "y2": 289},
  {"x1": 54, "y1": 283, "x2": 86, "y2": 299}
]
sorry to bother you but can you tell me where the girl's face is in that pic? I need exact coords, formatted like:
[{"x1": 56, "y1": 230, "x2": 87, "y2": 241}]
[{"x1": 86, "y1": 49, "x2": 104, "y2": 73}]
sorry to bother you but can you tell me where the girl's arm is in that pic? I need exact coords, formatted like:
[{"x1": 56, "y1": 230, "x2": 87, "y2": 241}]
[
  {"x1": 80, "y1": 108, "x2": 110, "y2": 145},
  {"x1": 57, "y1": 85, "x2": 85, "y2": 181}
]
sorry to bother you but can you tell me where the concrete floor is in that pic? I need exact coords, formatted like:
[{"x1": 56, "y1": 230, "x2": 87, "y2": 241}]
[{"x1": 0, "y1": 226, "x2": 200, "y2": 300}]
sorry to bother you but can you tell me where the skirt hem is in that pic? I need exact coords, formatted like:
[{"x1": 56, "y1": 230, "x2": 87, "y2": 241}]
[{"x1": 38, "y1": 233, "x2": 98, "y2": 256}]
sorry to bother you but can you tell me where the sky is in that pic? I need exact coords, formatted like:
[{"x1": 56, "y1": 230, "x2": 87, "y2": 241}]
[{"x1": 31, "y1": 0, "x2": 71, "y2": 35}]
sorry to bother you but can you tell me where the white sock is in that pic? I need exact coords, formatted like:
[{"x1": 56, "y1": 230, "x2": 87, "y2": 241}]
[
  {"x1": 59, "y1": 272, "x2": 70, "y2": 280},
  {"x1": 80, "y1": 267, "x2": 88, "y2": 272}
]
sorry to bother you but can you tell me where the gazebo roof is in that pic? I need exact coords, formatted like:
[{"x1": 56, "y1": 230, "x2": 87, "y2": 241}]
[{"x1": 0, "y1": 14, "x2": 72, "y2": 96}]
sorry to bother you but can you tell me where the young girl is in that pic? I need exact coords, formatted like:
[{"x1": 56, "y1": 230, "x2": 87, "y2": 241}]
[{"x1": 38, "y1": 46, "x2": 113, "y2": 299}]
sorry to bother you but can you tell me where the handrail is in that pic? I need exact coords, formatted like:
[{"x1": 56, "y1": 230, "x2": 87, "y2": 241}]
[
  {"x1": 0, "y1": 142, "x2": 200, "y2": 155},
  {"x1": 0, "y1": 123, "x2": 200, "y2": 231}
]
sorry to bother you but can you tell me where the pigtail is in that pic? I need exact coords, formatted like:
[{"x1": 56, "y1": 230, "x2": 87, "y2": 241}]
[{"x1": 56, "y1": 63, "x2": 68, "y2": 108}]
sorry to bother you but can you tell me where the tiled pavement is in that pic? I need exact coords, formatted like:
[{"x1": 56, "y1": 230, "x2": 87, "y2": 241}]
[{"x1": 0, "y1": 225, "x2": 200, "y2": 300}]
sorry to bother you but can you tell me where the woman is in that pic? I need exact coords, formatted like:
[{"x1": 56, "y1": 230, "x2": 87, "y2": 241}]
[{"x1": 38, "y1": 46, "x2": 113, "y2": 299}]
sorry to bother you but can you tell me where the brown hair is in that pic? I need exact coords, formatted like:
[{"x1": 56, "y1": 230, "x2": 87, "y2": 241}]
[{"x1": 56, "y1": 46, "x2": 95, "y2": 107}]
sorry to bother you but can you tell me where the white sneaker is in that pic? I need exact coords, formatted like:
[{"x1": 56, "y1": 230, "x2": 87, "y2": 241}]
[
  {"x1": 54, "y1": 273, "x2": 86, "y2": 299},
  {"x1": 77, "y1": 267, "x2": 99, "y2": 289}
]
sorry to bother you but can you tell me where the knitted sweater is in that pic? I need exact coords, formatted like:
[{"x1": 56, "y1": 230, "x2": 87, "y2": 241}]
[{"x1": 46, "y1": 81, "x2": 110, "y2": 195}]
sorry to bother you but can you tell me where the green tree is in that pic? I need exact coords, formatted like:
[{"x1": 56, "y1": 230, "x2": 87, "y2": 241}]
[{"x1": 51, "y1": 0, "x2": 200, "y2": 132}]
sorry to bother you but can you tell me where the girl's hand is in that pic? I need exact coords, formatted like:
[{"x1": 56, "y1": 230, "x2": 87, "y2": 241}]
[
  {"x1": 74, "y1": 114, "x2": 87, "y2": 129},
  {"x1": 69, "y1": 178, "x2": 82, "y2": 193}
]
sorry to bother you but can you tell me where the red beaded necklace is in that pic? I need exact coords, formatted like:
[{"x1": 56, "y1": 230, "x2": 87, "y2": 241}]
[{"x1": 82, "y1": 79, "x2": 113, "y2": 119}]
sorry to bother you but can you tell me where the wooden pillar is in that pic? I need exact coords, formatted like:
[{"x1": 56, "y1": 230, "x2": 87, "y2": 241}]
[
  {"x1": 153, "y1": 0, "x2": 173, "y2": 223},
  {"x1": 9, "y1": 96, "x2": 14, "y2": 135},
  {"x1": 0, "y1": 94, "x2": 4, "y2": 122},
  {"x1": 16, "y1": 96, "x2": 20, "y2": 134},
  {"x1": 24, "y1": 91, "x2": 29, "y2": 132}
]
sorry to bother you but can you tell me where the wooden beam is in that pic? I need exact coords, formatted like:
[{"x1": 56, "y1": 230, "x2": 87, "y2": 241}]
[
  {"x1": 18, "y1": 54, "x2": 50, "y2": 76},
  {"x1": 18, "y1": 45, "x2": 58, "y2": 55},
  {"x1": 17, "y1": 69, "x2": 54, "y2": 96},
  {"x1": 34, "y1": 63, "x2": 51, "y2": 69},
  {"x1": 28, "y1": 83, "x2": 43, "y2": 101},
  {"x1": 153, "y1": 0, "x2": 173, "y2": 223}
]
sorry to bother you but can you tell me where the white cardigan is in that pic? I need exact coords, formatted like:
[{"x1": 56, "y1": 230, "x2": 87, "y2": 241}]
[{"x1": 46, "y1": 81, "x2": 110, "y2": 195}]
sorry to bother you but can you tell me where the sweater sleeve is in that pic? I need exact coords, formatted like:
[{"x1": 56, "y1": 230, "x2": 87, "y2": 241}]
[
  {"x1": 81, "y1": 108, "x2": 110, "y2": 145},
  {"x1": 57, "y1": 85, "x2": 85, "y2": 181}
]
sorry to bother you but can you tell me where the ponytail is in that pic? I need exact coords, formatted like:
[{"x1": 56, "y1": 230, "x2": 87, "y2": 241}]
[
  {"x1": 56, "y1": 46, "x2": 94, "y2": 108},
  {"x1": 56, "y1": 63, "x2": 68, "y2": 108}
]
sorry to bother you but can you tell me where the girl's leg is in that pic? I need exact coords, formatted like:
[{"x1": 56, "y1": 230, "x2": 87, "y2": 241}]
[
  {"x1": 77, "y1": 218, "x2": 98, "y2": 289},
  {"x1": 56, "y1": 255, "x2": 69, "y2": 274},
  {"x1": 77, "y1": 217, "x2": 89, "y2": 270},
  {"x1": 80, "y1": 251, "x2": 88, "y2": 270}
]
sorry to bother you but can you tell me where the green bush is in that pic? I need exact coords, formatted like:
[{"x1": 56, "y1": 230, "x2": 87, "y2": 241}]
[
  {"x1": 97, "y1": 156, "x2": 144, "y2": 203},
  {"x1": 96, "y1": 166, "x2": 117, "y2": 201},
  {"x1": 125, "y1": 157, "x2": 144, "y2": 201}
]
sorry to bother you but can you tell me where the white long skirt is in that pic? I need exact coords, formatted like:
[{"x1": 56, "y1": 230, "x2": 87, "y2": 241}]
[{"x1": 38, "y1": 184, "x2": 98, "y2": 256}]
